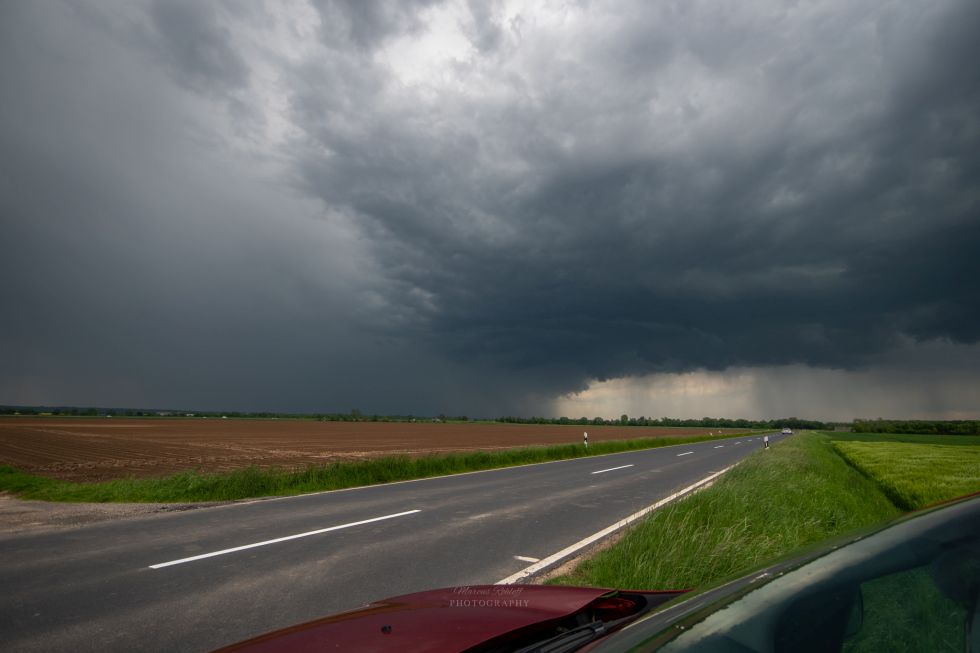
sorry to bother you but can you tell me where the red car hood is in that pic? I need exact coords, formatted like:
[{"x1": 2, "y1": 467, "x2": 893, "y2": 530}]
[{"x1": 213, "y1": 585, "x2": 685, "y2": 652}]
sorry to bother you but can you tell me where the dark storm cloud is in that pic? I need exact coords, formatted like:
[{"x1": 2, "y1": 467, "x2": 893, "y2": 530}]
[
  {"x1": 1, "y1": 0, "x2": 978, "y2": 417},
  {"x1": 150, "y1": 0, "x2": 249, "y2": 91},
  {"x1": 463, "y1": 0, "x2": 505, "y2": 53},
  {"x1": 310, "y1": 0, "x2": 443, "y2": 50},
  {"x1": 290, "y1": 0, "x2": 980, "y2": 393},
  {"x1": 0, "y1": 1, "x2": 435, "y2": 414}
]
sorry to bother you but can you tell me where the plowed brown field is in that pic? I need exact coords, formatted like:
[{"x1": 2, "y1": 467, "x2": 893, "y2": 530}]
[{"x1": 0, "y1": 417, "x2": 749, "y2": 482}]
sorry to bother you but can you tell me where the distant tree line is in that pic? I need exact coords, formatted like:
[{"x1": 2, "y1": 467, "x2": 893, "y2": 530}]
[
  {"x1": 852, "y1": 419, "x2": 980, "y2": 435},
  {"x1": 1, "y1": 405, "x2": 120, "y2": 417},
  {"x1": 494, "y1": 414, "x2": 830, "y2": 429},
  {"x1": 0, "y1": 405, "x2": 469, "y2": 423}
]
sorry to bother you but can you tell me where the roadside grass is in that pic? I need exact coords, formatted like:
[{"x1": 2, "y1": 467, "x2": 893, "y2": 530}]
[
  {"x1": 0, "y1": 431, "x2": 764, "y2": 503},
  {"x1": 831, "y1": 441, "x2": 980, "y2": 510},
  {"x1": 548, "y1": 434, "x2": 900, "y2": 590}
]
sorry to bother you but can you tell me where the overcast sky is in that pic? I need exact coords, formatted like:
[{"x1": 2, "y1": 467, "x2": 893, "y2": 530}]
[{"x1": 2, "y1": 0, "x2": 978, "y2": 420}]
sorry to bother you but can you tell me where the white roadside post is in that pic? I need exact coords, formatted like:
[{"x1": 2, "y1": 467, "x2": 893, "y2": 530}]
[
  {"x1": 584, "y1": 431, "x2": 589, "y2": 449},
  {"x1": 764, "y1": 434, "x2": 770, "y2": 449}
]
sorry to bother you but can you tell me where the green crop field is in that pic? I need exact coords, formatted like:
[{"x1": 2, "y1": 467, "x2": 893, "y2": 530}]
[
  {"x1": 832, "y1": 441, "x2": 980, "y2": 510},
  {"x1": 830, "y1": 432, "x2": 980, "y2": 447}
]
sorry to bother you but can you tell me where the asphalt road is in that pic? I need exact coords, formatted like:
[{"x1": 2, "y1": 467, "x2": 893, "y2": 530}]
[{"x1": 0, "y1": 432, "x2": 789, "y2": 652}]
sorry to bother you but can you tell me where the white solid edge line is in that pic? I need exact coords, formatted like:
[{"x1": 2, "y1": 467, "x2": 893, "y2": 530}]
[
  {"x1": 676, "y1": 451, "x2": 694, "y2": 457},
  {"x1": 495, "y1": 467, "x2": 733, "y2": 585},
  {"x1": 590, "y1": 464, "x2": 635, "y2": 475},
  {"x1": 149, "y1": 509, "x2": 421, "y2": 569}
]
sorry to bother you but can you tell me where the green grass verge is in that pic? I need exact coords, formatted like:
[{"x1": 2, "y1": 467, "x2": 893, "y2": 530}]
[
  {"x1": 548, "y1": 434, "x2": 900, "y2": 590},
  {"x1": 832, "y1": 441, "x2": 980, "y2": 510},
  {"x1": 0, "y1": 431, "x2": 764, "y2": 503}
]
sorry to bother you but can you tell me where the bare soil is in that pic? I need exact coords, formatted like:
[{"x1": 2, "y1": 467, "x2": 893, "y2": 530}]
[
  {"x1": 0, "y1": 492, "x2": 231, "y2": 535},
  {"x1": 0, "y1": 417, "x2": 746, "y2": 482}
]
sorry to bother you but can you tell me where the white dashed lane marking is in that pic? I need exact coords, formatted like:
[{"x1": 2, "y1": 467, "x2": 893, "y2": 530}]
[
  {"x1": 514, "y1": 555, "x2": 540, "y2": 563},
  {"x1": 591, "y1": 464, "x2": 635, "y2": 475},
  {"x1": 149, "y1": 510, "x2": 422, "y2": 569}
]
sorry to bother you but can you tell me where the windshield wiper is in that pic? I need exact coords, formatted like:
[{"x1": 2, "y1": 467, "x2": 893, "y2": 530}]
[{"x1": 512, "y1": 620, "x2": 607, "y2": 653}]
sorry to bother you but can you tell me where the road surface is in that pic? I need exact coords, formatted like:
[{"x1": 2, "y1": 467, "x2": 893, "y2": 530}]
[{"x1": 0, "y1": 433, "x2": 788, "y2": 652}]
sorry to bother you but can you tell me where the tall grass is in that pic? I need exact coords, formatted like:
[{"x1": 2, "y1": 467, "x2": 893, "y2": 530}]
[
  {"x1": 0, "y1": 431, "x2": 762, "y2": 503},
  {"x1": 832, "y1": 441, "x2": 980, "y2": 510},
  {"x1": 549, "y1": 434, "x2": 900, "y2": 590}
]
